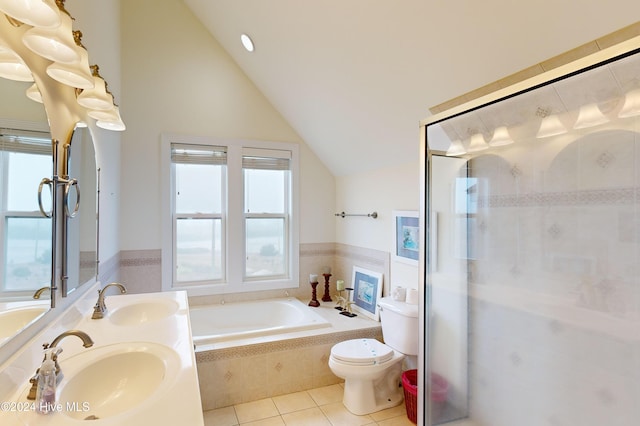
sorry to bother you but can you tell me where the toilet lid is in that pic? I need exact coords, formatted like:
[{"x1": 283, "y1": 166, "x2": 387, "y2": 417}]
[{"x1": 331, "y1": 339, "x2": 394, "y2": 365}]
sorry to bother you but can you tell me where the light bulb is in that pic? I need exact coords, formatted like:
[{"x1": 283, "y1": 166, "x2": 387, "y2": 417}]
[
  {"x1": 573, "y1": 103, "x2": 608, "y2": 129},
  {"x1": 488, "y1": 126, "x2": 514, "y2": 147},
  {"x1": 467, "y1": 133, "x2": 488, "y2": 152},
  {"x1": 0, "y1": 0, "x2": 61, "y2": 28},
  {"x1": 536, "y1": 114, "x2": 567, "y2": 138},
  {"x1": 618, "y1": 89, "x2": 640, "y2": 118},
  {"x1": 445, "y1": 140, "x2": 466, "y2": 156}
]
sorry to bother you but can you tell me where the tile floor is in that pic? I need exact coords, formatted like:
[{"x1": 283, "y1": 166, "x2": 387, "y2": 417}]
[{"x1": 202, "y1": 383, "x2": 415, "y2": 426}]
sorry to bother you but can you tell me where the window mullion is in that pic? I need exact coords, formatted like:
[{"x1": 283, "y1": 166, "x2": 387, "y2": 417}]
[{"x1": 226, "y1": 145, "x2": 244, "y2": 285}]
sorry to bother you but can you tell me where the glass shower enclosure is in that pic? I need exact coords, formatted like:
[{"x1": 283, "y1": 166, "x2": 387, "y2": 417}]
[{"x1": 419, "y1": 36, "x2": 640, "y2": 426}]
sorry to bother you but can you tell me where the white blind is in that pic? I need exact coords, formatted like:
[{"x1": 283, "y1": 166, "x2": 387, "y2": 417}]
[
  {"x1": 242, "y1": 148, "x2": 291, "y2": 171},
  {"x1": 171, "y1": 143, "x2": 227, "y2": 165},
  {"x1": 0, "y1": 129, "x2": 51, "y2": 156}
]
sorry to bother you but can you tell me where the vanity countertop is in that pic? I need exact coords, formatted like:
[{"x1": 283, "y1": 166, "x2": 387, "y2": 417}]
[{"x1": 0, "y1": 288, "x2": 203, "y2": 426}]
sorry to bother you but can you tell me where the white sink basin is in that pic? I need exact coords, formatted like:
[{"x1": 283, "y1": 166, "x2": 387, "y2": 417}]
[
  {"x1": 108, "y1": 299, "x2": 179, "y2": 326},
  {"x1": 18, "y1": 342, "x2": 180, "y2": 422},
  {"x1": 60, "y1": 342, "x2": 180, "y2": 420},
  {"x1": 0, "y1": 306, "x2": 47, "y2": 343}
]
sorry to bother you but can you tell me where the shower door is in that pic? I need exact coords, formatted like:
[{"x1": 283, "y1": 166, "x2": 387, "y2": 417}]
[{"x1": 420, "y1": 39, "x2": 640, "y2": 426}]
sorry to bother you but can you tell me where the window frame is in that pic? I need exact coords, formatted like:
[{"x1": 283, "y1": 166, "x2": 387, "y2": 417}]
[
  {"x1": 0, "y1": 127, "x2": 53, "y2": 295},
  {"x1": 161, "y1": 134, "x2": 299, "y2": 296}
]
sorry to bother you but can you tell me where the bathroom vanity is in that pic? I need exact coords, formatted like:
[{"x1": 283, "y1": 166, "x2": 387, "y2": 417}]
[{"x1": 0, "y1": 287, "x2": 203, "y2": 425}]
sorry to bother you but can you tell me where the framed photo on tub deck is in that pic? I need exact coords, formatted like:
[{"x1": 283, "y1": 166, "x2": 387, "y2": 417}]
[
  {"x1": 393, "y1": 210, "x2": 419, "y2": 265},
  {"x1": 350, "y1": 266, "x2": 383, "y2": 321}
]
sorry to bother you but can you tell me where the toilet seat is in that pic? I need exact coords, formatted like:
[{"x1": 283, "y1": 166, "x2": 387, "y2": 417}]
[{"x1": 331, "y1": 339, "x2": 394, "y2": 366}]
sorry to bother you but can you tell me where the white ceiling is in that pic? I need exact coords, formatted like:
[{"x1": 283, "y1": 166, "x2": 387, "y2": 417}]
[{"x1": 182, "y1": 0, "x2": 640, "y2": 177}]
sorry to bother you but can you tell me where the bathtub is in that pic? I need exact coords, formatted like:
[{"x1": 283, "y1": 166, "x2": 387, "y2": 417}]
[
  {"x1": 190, "y1": 297, "x2": 332, "y2": 346},
  {"x1": 192, "y1": 297, "x2": 383, "y2": 410}
]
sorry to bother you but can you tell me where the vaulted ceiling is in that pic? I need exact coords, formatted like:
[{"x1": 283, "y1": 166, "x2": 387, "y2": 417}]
[{"x1": 183, "y1": 0, "x2": 640, "y2": 176}]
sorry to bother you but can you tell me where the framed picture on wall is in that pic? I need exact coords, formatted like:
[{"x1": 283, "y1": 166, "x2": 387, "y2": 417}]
[
  {"x1": 350, "y1": 266, "x2": 383, "y2": 321},
  {"x1": 393, "y1": 210, "x2": 419, "y2": 265}
]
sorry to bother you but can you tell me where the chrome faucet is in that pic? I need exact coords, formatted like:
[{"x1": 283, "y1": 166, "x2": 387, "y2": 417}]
[
  {"x1": 91, "y1": 282, "x2": 127, "y2": 319},
  {"x1": 33, "y1": 286, "x2": 50, "y2": 299},
  {"x1": 27, "y1": 330, "x2": 94, "y2": 399}
]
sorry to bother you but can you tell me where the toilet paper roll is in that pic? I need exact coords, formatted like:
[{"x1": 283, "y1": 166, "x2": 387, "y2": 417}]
[
  {"x1": 392, "y1": 286, "x2": 406, "y2": 301},
  {"x1": 406, "y1": 288, "x2": 419, "y2": 305}
]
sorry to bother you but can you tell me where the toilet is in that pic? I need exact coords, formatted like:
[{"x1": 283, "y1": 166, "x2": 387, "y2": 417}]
[{"x1": 328, "y1": 296, "x2": 419, "y2": 415}]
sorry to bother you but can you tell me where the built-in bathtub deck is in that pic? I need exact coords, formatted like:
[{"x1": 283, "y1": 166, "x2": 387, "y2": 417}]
[{"x1": 194, "y1": 300, "x2": 382, "y2": 410}]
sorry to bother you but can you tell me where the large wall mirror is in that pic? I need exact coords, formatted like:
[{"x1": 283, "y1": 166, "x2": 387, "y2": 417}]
[
  {"x1": 0, "y1": 80, "x2": 98, "y2": 348},
  {"x1": 0, "y1": 76, "x2": 51, "y2": 346}
]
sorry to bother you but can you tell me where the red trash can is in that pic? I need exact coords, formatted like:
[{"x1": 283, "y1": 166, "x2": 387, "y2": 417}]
[{"x1": 401, "y1": 369, "x2": 449, "y2": 424}]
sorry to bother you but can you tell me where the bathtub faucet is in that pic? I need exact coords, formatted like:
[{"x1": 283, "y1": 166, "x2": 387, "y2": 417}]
[{"x1": 92, "y1": 282, "x2": 127, "y2": 319}]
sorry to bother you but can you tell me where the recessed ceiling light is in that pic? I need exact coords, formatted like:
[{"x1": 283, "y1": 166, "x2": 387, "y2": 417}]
[{"x1": 240, "y1": 33, "x2": 254, "y2": 52}]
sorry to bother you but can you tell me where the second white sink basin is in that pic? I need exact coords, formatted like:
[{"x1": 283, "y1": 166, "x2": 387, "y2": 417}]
[
  {"x1": 0, "y1": 305, "x2": 47, "y2": 344},
  {"x1": 108, "y1": 299, "x2": 179, "y2": 326}
]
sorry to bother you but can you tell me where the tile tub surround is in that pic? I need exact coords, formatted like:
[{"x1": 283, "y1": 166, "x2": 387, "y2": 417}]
[
  {"x1": 0, "y1": 285, "x2": 203, "y2": 426},
  {"x1": 196, "y1": 300, "x2": 383, "y2": 410}
]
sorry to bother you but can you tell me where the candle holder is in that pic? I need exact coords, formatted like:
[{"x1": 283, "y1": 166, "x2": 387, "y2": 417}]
[
  {"x1": 339, "y1": 287, "x2": 357, "y2": 317},
  {"x1": 322, "y1": 273, "x2": 332, "y2": 302},
  {"x1": 308, "y1": 280, "x2": 320, "y2": 307},
  {"x1": 335, "y1": 289, "x2": 345, "y2": 311}
]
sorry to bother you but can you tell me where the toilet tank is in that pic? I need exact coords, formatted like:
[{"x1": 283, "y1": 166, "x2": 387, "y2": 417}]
[{"x1": 378, "y1": 296, "x2": 419, "y2": 355}]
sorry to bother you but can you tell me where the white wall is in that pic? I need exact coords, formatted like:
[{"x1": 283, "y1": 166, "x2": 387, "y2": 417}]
[
  {"x1": 336, "y1": 160, "x2": 420, "y2": 291},
  {"x1": 119, "y1": 0, "x2": 335, "y2": 251},
  {"x1": 68, "y1": 0, "x2": 122, "y2": 263}
]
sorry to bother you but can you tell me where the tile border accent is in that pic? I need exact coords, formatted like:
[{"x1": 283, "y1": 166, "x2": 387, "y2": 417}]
[
  {"x1": 334, "y1": 243, "x2": 387, "y2": 268},
  {"x1": 119, "y1": 249, "x2": 162, "y2": 267},
  {"x1": 299, "y1": 245, "x2": 336, "y2": 257},
  {"x1": 98, "y1": 251, "x2": 119, "y2": 283},
  {"x1": 479, "y1": 187, "x2": 636, "y2": 208}
]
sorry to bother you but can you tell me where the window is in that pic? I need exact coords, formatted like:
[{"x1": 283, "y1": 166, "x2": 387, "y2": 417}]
[
  {"x1": 162, "y1": 136, "x2": 299, "y2": 295},
  {"x1": 0, "y1": 130, "x2": 52, "y2": 293},
  {"x1": 172, "y1": 144, "x2": 226, "y2": 283}
]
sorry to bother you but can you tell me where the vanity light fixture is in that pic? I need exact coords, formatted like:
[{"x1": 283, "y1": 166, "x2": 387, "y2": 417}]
[
  {"x1": 76, "y1": 65, "x2": 113, "y2": 110},
  {"x1": 488, "y1": 126, "x2": 514, "y2": 147},
  {"x1": 0, "y1": 49, "x2": 33, "y2": 81},
  {"x1": 537, "y1": 114, "x2": 566, "y2": 138},
  {"x1": 241, "y1": 33, "x2": 254, "y2": 52},
  {"x1": 618, "y1": 88, "x2": 640, "y2": 118},
  {"x1": 87, "y1": 107, "x2": 117, "y2": 121},
  {"x1": 96, "y1": 106, "x2": 125, "y2": 131},
  {"x1": 26, "y1": 82, "x2": 43, "y2": 103},
  {"x1": 0, "y1": 0, "x2": 61, "y2": 28},
  {"x1": 445, "y1": 139, "x2": 466, "y2": 156},
  {"x1": 466, "y1": 132, "x2": 489, "y2": 152},
  {"x1": 535, "y1": 107, "x2": 566, "y2": 138},
  {"x1": 46, "y1": 31, "x2": 94, "y2": 90},
  {"x1": 573, "y1": 102, "x2": 608, "y2": 129},
  {"x1": 22, "y1": 0, "x2": 79, "y2": 64}
]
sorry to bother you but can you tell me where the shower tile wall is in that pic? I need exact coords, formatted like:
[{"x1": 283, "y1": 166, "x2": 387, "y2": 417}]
[{"x1": 460, "y1": 129, "x2": 640, "y2": 425}]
